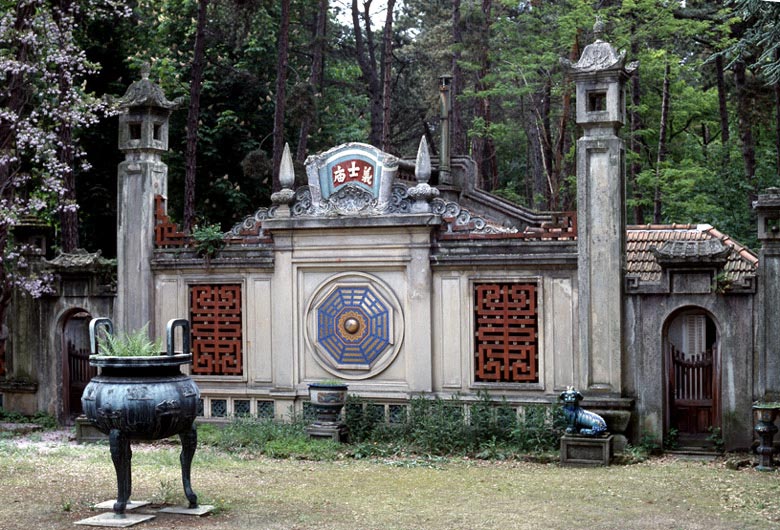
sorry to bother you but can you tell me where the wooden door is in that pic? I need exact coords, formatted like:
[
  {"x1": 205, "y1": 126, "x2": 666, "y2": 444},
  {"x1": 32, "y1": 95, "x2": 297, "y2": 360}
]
[
  {"x1": 62, "y1": 311, "x2": 96, "y2": 418},
  {"x1": 669, "y1": 345, "x2": 717, "y2": 436}
]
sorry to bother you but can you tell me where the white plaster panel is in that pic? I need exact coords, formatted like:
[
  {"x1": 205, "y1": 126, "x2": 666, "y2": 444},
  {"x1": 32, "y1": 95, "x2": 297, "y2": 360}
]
[
  {"x1": 438, "y1": 276, "x2": 463, "y2": 389},
  {"x1": 247, "y1": 277, "x2": 273, "y2": 383},
  {"x1": 271, "y1": 236, "x2": 296, "y2": 390},
  {"x1": 288, "y1": 228, "x2": 431, "y2": 264},
  {"x1": 154, "y1": 277, "x2": 181, "y2": 343},
  {"x1": 548, "y1": 277, "x2": 575, "y2": 390}
]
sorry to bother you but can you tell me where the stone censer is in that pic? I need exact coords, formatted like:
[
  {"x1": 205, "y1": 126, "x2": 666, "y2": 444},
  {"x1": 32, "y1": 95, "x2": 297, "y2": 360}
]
[{"x1": 81, "y1": 318, "x2": 200, "y2": 516}]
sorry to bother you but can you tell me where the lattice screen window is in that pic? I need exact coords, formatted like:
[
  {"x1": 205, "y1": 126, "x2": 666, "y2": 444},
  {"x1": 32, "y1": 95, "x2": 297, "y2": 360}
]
[
  {"x1": 190, "y1": 284, "x2": 243, "y2": 375},
  {"x1": 474, "y1": 282, "x2": 539, "y2": 383}
]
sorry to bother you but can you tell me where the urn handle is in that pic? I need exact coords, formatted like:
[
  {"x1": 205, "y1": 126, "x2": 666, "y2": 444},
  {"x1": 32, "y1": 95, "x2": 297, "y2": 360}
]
[
  {"x1": 89, "y1": 318, "x2": 114, "y2": 355},
  {"x1": 166, "y1": 319, "x2": 191, "y2": 356}
]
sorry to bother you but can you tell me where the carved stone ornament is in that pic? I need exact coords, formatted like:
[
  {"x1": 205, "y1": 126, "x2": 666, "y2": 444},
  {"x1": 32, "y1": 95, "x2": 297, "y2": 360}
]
[
  {"x1": 117, "y1": 63, "x2": 183, "y2": 110},
  {"x1": 431, "y1": 197, "x2": 519, "y2": 235},
  {"x1": 560, "y1": 20, "x2": 638, "y2": 75}
]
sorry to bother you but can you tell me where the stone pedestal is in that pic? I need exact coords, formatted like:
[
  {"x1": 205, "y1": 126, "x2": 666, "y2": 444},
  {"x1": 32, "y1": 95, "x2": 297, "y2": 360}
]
[
  {"x1": 306, "y1": 422, "x2": 348, "y2": 443},
  {"x1": 560, "y1": 434, "x2": 613, "y2": 467}
]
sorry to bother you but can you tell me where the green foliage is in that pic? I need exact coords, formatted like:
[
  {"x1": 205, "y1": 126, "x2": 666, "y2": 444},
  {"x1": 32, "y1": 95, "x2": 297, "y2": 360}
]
[
  {"x1": 96, "y1": 324, "x2": 164, "y2": 357},
  {"x1": 707, "y1": 426, "x2": 725, "y2": 453},
  {"x1": 191, "y1": 223, "x2": 225, "y2": 258},
  {"x1": 664, "y1": 427, "x2": 680, "y2": 450},
  {"x1": 345, "y1": 393, "x2": 563, "y2": 458},
  {"x1": 200, "y1": 416, "x2": 341, "y2": 460},
  {"x1": 344, "y1": 395, "x2": 390, "y2": 444},
  {"x1": 638, "y1": 430, "x2": 662, "y2": 456},
  {"x1": 0, "y1": 409, "x2": 57, "y2": 430}
]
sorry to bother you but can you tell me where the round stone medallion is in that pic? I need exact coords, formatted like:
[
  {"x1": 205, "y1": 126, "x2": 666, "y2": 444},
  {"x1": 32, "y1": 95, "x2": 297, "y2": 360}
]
[{"x1": 305, "y1": 273, "x2": 404, "y2": 379}]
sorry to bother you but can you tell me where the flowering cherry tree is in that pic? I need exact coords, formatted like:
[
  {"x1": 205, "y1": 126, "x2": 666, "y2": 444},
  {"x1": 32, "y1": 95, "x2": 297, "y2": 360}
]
[{"x1": 0, "y1": 0, "x2": 130, "y2": 370}]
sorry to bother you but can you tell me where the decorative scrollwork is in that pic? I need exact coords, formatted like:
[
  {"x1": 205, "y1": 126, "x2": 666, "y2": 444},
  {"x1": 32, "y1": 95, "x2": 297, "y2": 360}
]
[
  {"x1": 431, "y1": 198, "x2": 519, "y2": 235},
  {"x1": 386, "y1": 184, "x2": 412, "y2": 213},
  {"x1": 328, "y1": 184, "x2": 379, "y2": 215}
]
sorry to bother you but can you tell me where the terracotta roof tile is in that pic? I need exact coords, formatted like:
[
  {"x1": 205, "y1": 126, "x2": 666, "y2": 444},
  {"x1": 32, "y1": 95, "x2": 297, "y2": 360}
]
[{"x1": 625, "y1": 225, "x2": 758, "y2": 285}]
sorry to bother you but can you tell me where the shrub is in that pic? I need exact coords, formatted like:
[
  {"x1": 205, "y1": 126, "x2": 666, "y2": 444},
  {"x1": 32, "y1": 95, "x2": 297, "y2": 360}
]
[
  {"x1": 200, "y1": 416, "x2": 341, "y2": 460},
  {"x1": 511, "y1": 404, "x2": 565, "y2": 453}
]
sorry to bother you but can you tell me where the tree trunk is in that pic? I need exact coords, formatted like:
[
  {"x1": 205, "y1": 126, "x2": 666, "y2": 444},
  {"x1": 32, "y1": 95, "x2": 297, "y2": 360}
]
[
  {"x1": 552, "y1": 30, "x2": 580, "y2": 212},
  {"x1": 55, "y1": 0, "x2": 79, "y2": 252},
  {"x1": 0, "y1": 1, "x2": 36, "y2": 372},
  {"x1": 540, "y1": 74, "x2": 553, "y2": 209},
  {"x1": 272, "y1": 0, "x2": 291, "y2": 192},
  {"x1": 521, "y1": 94, "x2": 545, "y2": 208},
  {"x1": 451, "y1": 0, "x2": 466, "y2": 155},
  {"x1": 296, "y1": 0, "x2": 328, "y2": 162},
  {"x1": 352, "y1": 0, "x2": 382, "y2": 147},
  {"x1": 654, "y1": 61, "x2": 671, "y2": 224},
  {"x1": 776, "y1": 49, "x2": 780, "y2": 174},
  {"x1": 715, "y1": 54, "x2": 730, "y2": 166},
  {"x1": 471, "y1": 0, "x2": 497, "y2": 191},
  {"x1": 380, "y1": 0, "x2": 396, "y2": 153},
  {"x1": 184, "y1": 0, "x2": 209, "y2": 232},
  {"x1": 629, "y1": 38, "x2": 644, "y2": 224},
  {"x1": 733, "y1": 60, "x2": 756, "y2": 189}
]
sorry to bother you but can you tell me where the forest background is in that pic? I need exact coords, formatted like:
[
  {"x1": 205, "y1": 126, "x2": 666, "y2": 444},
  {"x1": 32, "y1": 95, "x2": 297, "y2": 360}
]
[{"x1": 2, "y1": 0, "x2": 780, "y2": 277}]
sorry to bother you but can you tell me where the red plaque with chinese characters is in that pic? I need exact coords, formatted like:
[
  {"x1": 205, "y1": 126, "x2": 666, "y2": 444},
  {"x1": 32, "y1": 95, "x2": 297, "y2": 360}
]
[{"x1": 331, "y1": 158, "x2": 375, "y2": 187}]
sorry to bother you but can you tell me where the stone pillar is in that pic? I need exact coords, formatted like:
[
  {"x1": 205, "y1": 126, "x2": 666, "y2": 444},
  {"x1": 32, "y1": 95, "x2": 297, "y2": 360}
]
[
  {"x1": 115, "y1": 65, "x2": 179, "y2": 334},
  {"x1": 755, "y1": 188, "x2": 780, "y2": 399},
  {"x1": 562, "y1": 22, "x2": 636, "y2": 394}
]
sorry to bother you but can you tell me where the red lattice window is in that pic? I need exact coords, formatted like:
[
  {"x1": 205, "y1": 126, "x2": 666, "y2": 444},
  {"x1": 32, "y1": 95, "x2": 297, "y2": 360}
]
[
  {"x1": 474, "y1": 283, "x2": 538, "y2": 383},
  {"x1": 190, "y1": 284, "x2": 243, "y2": 375}
]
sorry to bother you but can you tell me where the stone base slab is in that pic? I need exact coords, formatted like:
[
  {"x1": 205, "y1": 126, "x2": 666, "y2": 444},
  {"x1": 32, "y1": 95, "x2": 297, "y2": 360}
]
[
  {"x1": 92, "y1": 500, "x2": 149, "y2": 511},
  {"x1": 74, "y1": 513, "x2": 155, "y2": 527},
  {"x1": 560, "y1": 434, "x2": 613, "y2": 467},
  {"x1": 158, "y1": 504, "x2": 214, "y2": 516}
]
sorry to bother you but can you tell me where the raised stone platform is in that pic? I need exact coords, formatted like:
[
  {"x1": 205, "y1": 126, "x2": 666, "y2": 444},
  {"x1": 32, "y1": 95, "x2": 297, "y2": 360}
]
[{"x1": 560, "y1": 434, "x2": 613, "y2": 467}]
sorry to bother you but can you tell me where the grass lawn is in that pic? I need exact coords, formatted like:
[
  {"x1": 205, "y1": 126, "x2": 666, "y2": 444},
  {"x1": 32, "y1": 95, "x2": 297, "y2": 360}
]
[{"x1": 1, "y1": 432, "x2": 779, "y2": 530}]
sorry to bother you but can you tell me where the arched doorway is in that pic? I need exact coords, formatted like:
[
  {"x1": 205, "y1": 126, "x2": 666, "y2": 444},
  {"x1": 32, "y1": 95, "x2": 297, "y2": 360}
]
[
  {"x1": 665, "y1": 308, "x2": 719, "y2": 446},
  {"x1": 61, "y1": 309, "x2": 96, "y2": 420}
]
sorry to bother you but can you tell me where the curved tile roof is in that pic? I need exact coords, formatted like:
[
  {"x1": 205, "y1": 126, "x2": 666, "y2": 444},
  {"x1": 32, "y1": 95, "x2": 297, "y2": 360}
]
[{"x1": 626, "y1": 224, "x2": 758, "y2": 285}]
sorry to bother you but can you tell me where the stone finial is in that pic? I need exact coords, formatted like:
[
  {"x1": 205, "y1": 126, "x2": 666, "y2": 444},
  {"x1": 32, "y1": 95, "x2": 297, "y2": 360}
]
[
  {"x1": 271, "y1": 142, "x2": 296, "y2": 215},
  {"x1": 279, "y1": 143, "x2": 295, "y2": 190},
  {"x1": 140, "y1": 62, "x2": 151, "y2": 80},
  {"x1": 408, "y1": 136, "x2": 439, "y2": 213},
  {"x1": 593, "y1": 16, "x2": 605, "y2": 41},
  {"x1": 415, "y1": 135, "x2": 432, "y2": 185}
]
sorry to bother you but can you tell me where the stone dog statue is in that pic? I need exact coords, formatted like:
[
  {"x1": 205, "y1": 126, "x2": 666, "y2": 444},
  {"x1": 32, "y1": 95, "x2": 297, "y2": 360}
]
[{"x1": 559, "y1": 387, "x2": 608, "y2": 436}]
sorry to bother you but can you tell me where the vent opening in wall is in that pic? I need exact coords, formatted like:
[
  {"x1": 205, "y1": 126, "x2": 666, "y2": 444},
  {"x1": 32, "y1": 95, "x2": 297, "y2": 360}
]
[
  {"x1": 474, "y1": 282, "x2": 539, "y2": 383},
  {"x1": 190, "y1": 284, "x2": 243, "y2": 375}
]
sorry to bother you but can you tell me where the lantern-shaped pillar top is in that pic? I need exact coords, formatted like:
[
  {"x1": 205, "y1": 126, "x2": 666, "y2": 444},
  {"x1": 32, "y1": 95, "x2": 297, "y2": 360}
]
[
  {"x1": 561, "y1": 19, "x2": 637, "y2": 136},
  {"x1": 117, "y1": 64, "x2": 182, "y2": 156}
]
